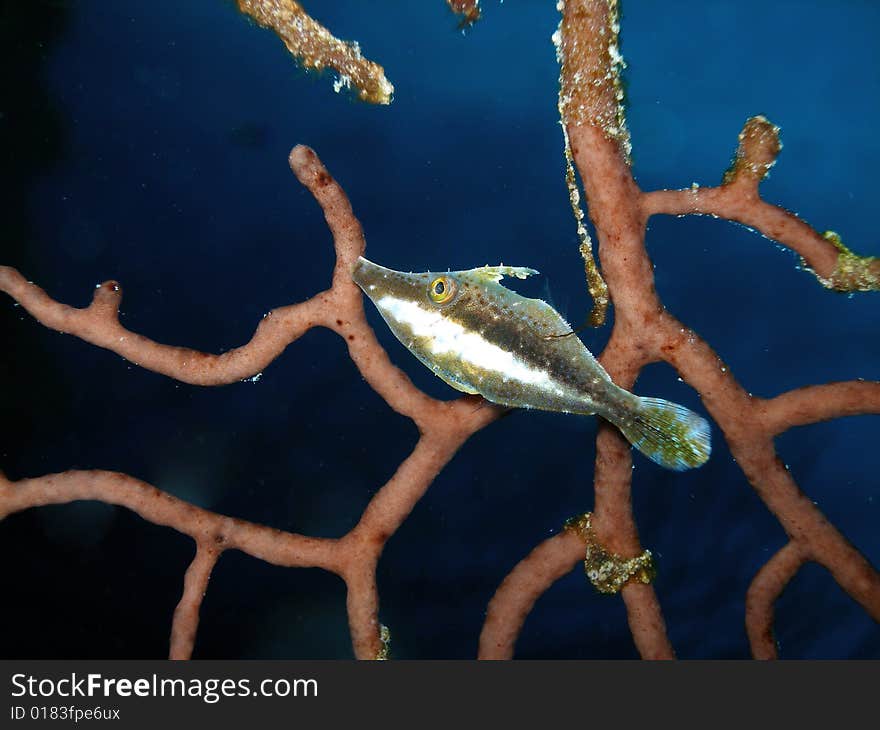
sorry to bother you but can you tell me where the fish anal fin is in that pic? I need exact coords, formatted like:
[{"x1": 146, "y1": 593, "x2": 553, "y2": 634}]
[{"x1": 437, "y1": 370, "x2": 480, "y2": 395}]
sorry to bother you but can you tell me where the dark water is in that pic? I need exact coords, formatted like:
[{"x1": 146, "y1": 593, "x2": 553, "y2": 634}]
[{"x1": 1, "y1": 0, "x2": 878, "y2": 659}]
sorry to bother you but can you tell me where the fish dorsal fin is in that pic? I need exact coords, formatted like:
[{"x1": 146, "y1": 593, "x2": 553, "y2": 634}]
[{"x1": 470, "y1": 265, "x2": 539, "y2": 283}]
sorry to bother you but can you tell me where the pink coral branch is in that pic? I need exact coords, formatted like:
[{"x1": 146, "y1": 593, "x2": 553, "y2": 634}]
[
  {"x1": 640, "y1": 115, "x2": 839, "y2": 281},
  {"x1": 170, "y1": 545, "x2": 221, "y2": 660},
  {"x1": 0, "y1": 266, "x2": 326, "y2": 386},
  {"x1": 479, "y1": 531, "x2": 585, "y2": 659},
  {"x1": 745, "y1": 542, "x2": 806, "y2": 659},
  {"x1": 642, "y1": 115, "x2": 880, "y2": 290},
  {"x1": 0, "y1": 470, "x2": 338, "y2": 571},
  {"x1": 476, "y1": 0, "x2": 880, "y2": 659},
  {"x1": 2, "y1": 0, "x2": 877, "y2": 660},
  {"x1": 341, "y1": 561, "x2": 383, "y2": 659},
  {"x1": 642, "y1": 186, "x2": 841, "y2": 280},
  {"x1": 0, "y1": 145, "x2": 502, "y2": 659},
  {"x1": 760, "y1": 381, "x2": 880, "y2": 434}
]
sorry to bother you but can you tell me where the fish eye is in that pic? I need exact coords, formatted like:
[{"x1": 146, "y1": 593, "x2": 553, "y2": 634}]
[{"x1": 428, "y1": 276, "x2": 457, "y2": 304}]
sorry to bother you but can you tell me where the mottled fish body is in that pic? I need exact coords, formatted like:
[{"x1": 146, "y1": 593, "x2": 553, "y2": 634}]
[{"x1": 352, "y1": 257, "x2": 710, "y2": 470}]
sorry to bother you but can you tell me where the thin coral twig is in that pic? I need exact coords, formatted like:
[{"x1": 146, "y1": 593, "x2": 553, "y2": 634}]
[
  {"x1": 745, "y1": 542, "x2": 806, "y2": 660},
  {"x1": 479, "y1": 531, "x2": 585, "y2": 659},
  {"x1": 760, "y1": 382, "x2": 880, "y2": 435},
  {"x1": 170, "y1": 545, "x2": 221, "y2": 660}
]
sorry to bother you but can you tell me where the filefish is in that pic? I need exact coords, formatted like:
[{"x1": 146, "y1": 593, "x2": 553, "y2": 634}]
[{"x1": 351, "y1": 257, "x2": 711, "y2": 470}]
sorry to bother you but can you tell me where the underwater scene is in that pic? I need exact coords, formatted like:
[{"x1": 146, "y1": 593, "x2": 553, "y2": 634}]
[{"x1": 1, "y1": 0, "x2": 878, "y2": 658}]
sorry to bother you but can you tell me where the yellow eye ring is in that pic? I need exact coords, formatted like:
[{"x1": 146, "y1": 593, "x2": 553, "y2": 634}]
[{"x1": 428, "y1": 276, "x2": 457, "y2": 304}]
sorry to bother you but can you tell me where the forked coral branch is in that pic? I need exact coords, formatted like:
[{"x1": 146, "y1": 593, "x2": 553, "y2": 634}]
[
  {"x1": 477, "y1": 0, "x2": 879, "y2": 659},
  {"x1": 0, "y1": 147, "x2": 501, "y2": 660},
  {"x1": 1, "y1": 0, "x2": 878, "y2": 659}
]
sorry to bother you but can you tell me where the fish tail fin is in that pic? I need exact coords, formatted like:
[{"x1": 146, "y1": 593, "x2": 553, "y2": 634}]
[{"x1": 615, "y1": 396, "x2": 711, "y2": 471}]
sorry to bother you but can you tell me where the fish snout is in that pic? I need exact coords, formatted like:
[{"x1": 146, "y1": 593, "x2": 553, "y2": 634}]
[
  {"x1": 351, "y1": 256, "x2": 378, "y2": 291},
  {"x1": 351, "y1": 256, "x2": 400, "y2": 297}
]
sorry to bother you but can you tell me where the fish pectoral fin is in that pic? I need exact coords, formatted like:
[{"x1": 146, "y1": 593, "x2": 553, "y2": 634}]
[{"x1": 472, "y1": 265, "x2": 539, "y2": 283}]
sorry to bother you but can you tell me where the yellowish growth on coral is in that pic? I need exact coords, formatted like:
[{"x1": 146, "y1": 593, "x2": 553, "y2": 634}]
[
  {"x1": 579, "y1": 236, "x2": 609, "y2": 326},
  {"x1": 813, "y1": 231, "x2": 880, "y2": 292},
  {"x1": 564, "y1": 513, "x2": 656, "y2": 594},
  {"x1": 553, "y1": 1, "x2": 617, "y2": 326},
  {"x1": 237, "y1": 0, "x2": 394, "y2": 104},
  {"x1": 375, "y1": 623, "x2": 392, "y2": 660},
  {"x1": 554, "y1": 0, "x2": 630, "y2": 160},
  {"x1": 559, "y1": 120, "x2": 609, "y2": 327},
  {"x1": 722, "y1": 115, "x2": 782, "y2": 186}
]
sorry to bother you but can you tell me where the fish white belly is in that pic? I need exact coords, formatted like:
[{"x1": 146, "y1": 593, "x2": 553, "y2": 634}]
[{"x1": 376, "y1": 295, "x2": 593, "y2": 412}]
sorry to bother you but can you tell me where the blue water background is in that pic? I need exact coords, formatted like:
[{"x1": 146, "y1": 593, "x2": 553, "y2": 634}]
[{"x1": 1, "y1": 0, "x2": 878, "y2": 658}]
